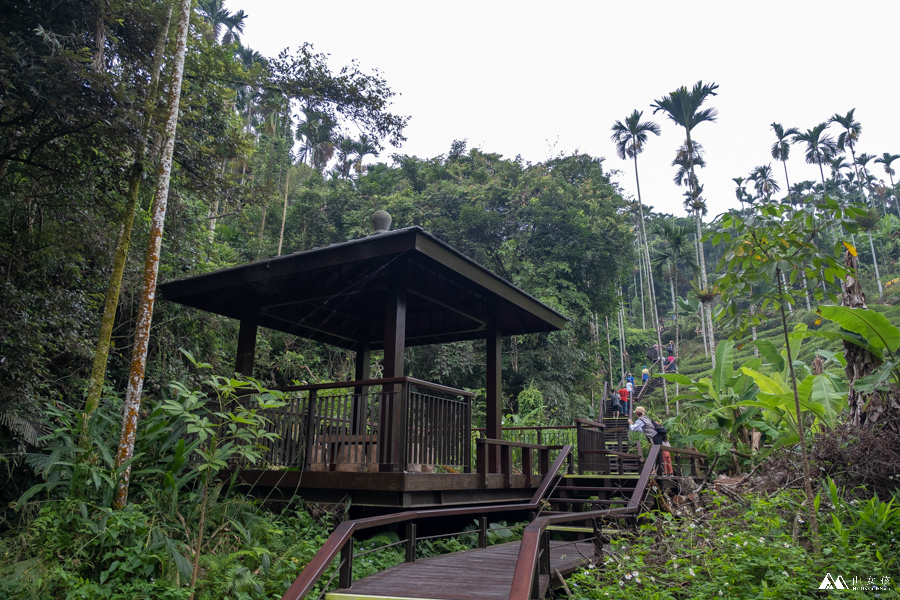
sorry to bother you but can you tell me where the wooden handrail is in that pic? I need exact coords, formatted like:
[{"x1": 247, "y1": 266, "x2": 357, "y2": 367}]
[
  {"x1": 508, "y1": 444, "x2": 662, "y2": 600},
  {"x1": 471, "y1": 425, "x2": 577, "y2": 432},
  {"x1": 281, "y1": 446, "x2": 573, "y2": 600},
  {"x1": 475, "y1": 438, "x2": 556, "y2": 450},
  {"x1": 241, "y1": 376, "x2": 476, "y2": 398}
]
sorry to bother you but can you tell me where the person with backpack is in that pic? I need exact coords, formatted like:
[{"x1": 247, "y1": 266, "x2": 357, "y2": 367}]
[
  {"x1": 641, "y1": 366, "x2": 650, "y2": 384},
  {"x1": 616, "y1": 387, "x2": 629, "y2": 417},
  {"x1": 628, "y1": 406, "x2": 666, "y2": 445},
  {"x1": 610, "y1": 387, "x2": 622, "y2": 419}
]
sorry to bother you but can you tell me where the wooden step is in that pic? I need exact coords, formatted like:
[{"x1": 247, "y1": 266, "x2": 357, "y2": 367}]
[
  {"x1": 548, "y1": 498, "x2": 629, "y2": 505},
  {"x1": 546, "y1": 526, "x2": 621, "y2": 534},
  {"x1": 554, "y1": 485, "x2": 634, "y2": 492}
]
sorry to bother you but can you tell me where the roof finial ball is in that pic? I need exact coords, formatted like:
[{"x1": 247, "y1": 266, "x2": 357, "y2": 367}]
[{"x1": 371, "y1": 210, "x2": 392, "y2": 234}]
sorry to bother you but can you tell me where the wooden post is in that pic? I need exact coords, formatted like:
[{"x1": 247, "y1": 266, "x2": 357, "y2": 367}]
[
  {"x1": 304, "y1": 389, "x2": 318, "y2": 469},
  {"x1": 478, "y1": 516, "x2": 488, "y2": 548},
  {"x1": 486, "y1": 318, "x2": 502, "y2": 472},
  {"x1": 339, "y1": 538, "x2": 353, "y2": 589},
  {"x1": 234, "y1": 311, "x2": 257, "y2": 377},
  {"x1": 352, "y1": 341, "x2": 370, "y2": 434},
  {"x1": 382, "y1": 268, "x2": 407, "y2": 472},
  {"x1": 405, "y1": 523, "x2": 417, "y2": 562},
  {"x1": 522, "y1": 447, "x2": 533, "y2": 488}
]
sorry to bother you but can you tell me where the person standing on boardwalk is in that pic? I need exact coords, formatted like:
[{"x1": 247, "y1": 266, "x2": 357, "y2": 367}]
[
  {"x1": 610, "y1": 388, "x2": 622, "y2": 418},
  {"x1": 617, "y1": 387, "x2": 629, "y2": 417},
  {"x1": 625, "y1": 379, "x2": 634, "y2": 406},
  {"x1": 628, "y1": 406, "x2": 664, "y2": 445},
  {"x1": 667, "y1": 340, "x2": 674, "y2": 355},
  {"x1": 641, "y1": 365, "x2": 650, "y2": 384}
]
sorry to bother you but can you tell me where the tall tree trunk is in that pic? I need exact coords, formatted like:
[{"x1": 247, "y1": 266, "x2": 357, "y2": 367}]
[
  {"x1": 79, "y1": 3, "x2": 173, "y2": 450},
  {"x1": 781, "y1": 158, "x2": 793, "y2": 205},
  {"x1": 867, "y1": 230, "x2": 883, "y2": 299},
  {"x1": 840, "y1": 251, "x2": 882, "y2": 427},
  {"x1": 618, "y1": 298, "x2": 625, "y2": 384},
  {"x1": 605, "y1": 315, "x2": 613, "y2": 389},
  {"x1": 693, "y1": 207, "x2": 715, "y2": 370},
  {"x1": 632, "y1": 153, "x2": 668, "y2": 408},
  {"x1": 277, "y1": 168, "x2": 290, "y2": 255},
  {"x1": 777, "y1": 268, "x2": 821, "y2": 553},
  {"x1": 114, "y1": 0, "x2": 192, "y2": 509},
  {"x1": 92, "y1": 0, "x2": 108, "y2": 71}
]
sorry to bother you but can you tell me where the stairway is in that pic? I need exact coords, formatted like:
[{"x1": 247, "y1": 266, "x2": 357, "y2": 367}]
[{"x1": 545, "y1": 424, "x2": 642, "y2": 514}]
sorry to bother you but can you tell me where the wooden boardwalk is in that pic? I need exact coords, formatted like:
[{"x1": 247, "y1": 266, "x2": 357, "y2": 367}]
[{"x1": 326, "y1": 540, "x2": 596, "y2": 600}]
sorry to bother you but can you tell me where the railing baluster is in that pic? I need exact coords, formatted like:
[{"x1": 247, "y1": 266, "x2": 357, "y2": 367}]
[
  {"x1": 304, "y1": 390, "x2": 317, "y2": 469},
  {"x1": 338, "y1": 538, "x2": 353, "y2": 589},
  {"x1": 405, "y1": 523, "x2": 416, "y2": 562}
]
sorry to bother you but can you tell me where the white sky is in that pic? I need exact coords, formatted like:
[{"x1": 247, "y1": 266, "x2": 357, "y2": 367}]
[{"x1": 242, "y1": 0, "x2": 900, "y2": 218}]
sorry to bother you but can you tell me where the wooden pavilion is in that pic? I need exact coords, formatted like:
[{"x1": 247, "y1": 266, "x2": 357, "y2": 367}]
[{"x1": 158, "y1": 222, "x2": 572, "y2": 508}]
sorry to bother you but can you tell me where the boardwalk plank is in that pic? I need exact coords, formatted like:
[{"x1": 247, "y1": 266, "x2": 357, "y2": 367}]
[{"x1": 326, "y1": 541, "x2": 595, "y2": 600}]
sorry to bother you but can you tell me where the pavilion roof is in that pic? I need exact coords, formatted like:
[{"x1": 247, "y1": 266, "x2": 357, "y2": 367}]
[{"x1": 158, "y1": 227, "x2": 568, "y2": 350}]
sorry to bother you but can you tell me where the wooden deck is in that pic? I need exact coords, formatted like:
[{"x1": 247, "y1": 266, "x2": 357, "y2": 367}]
[{"x1": 326, "y1": 540, "x2": 596, "y2": 600}]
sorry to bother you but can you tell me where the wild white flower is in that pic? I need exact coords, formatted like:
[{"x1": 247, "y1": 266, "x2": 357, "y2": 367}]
[
  {"x1": 632, "y1": 571, "x2": 639, "y2": 578},
  {"x1": 689, "y1": 568, "x2": 696, "y2": 577},
  {"x1": 784, "y1": 543, "x2": 790, "y2": 548},
  {"x1": 718, "y1": 591, "x2": 723, "y2": 596},
  {"x1": 625, "y1": 573, "x2": 632, "y2": 580},
  {"x1": 782, "y1": 571, "x2": 789, "y2": 577}
]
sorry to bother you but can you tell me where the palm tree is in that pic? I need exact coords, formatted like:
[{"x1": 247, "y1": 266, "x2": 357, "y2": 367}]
[
  {"x1": 352, "y1": 134, "x2": 380, "y2": 176},
  {"x1": 856, "y1": 153, "x2": 877, "y2": 195},
  {"x1": 875, "y1": 152, "x2": 900, "y2": 188},
  {"x1": 733, "y1": 176, "x2": 750, "y2": 208},
  {"x1": 296, "y1": 110, "x2": 337, "y2": 172},
  {"x1": 794, "y1": 123, "x2": 837, "y2": 192},
  {"x1": 672, "y1": 140, "x2": 705, "y2": 189},
  {"x1": 771, "y1": 123, "x2": 799, "y2": 204},
  {"x1": 650, "y1": 218, "x2": 699, "y2": 414},
  {"x1": 748, "y1": 164, "x2": 780, "y2": 203},
  {"x1": 652, "y1": 81, "x2": 719, "y2": 367},
  {"x1": 610, "y1": 110, "x2": 668, "y2": 406},
  {"x1": 831, "y1": 109, "x2": 866, "y2": 202},
  {"x1": 198, "y1": 0, "x2": 247, "y2": 44},
  {"x1": 875, "y1": 152, "x2": 900, "y2": 218},
  {"x1": 828, "y1": 156, "x2": 850, "y2": 199}
]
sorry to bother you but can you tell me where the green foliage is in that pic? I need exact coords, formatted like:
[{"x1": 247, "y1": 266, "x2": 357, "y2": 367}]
[
  {"x1": 808, "y1": 305, "x2": 900, "y2": 394},
  {"x1": 565, "y1": 488, "x2": 898, "y2": 598},
  {"x1": 714, "y1": 198, "x2": 864, "y2": 331},
  {"x1": 664, "y1": 335, "x2": 848, "y2": 470}
]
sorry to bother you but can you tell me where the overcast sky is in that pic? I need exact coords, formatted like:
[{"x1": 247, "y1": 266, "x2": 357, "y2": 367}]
[{"x1": 242, "y1": 0, "x2": 899, "y2": 218}]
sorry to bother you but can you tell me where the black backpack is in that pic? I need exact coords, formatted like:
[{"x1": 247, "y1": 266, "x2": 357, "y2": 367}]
[{"x1": 651, "y1": 419, "x2": 667, "y2": 435}]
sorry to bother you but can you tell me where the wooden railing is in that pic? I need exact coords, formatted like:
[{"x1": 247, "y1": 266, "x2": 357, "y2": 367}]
[
  {"x1": 280, "y1": 446, "x2": 573, "y2": 600},
  {"x1": 575, "y1": 420, "x2": 632, "y2": 474},
  {"x1": 474, "y1": 438, "x2": 572, "y2": 488},
  {"x1": 240, "y1": 377, "x2": 473, "y2": 473},
  {"x1": 508, "y1": 445, "x2": 662, "y2": 600}
]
